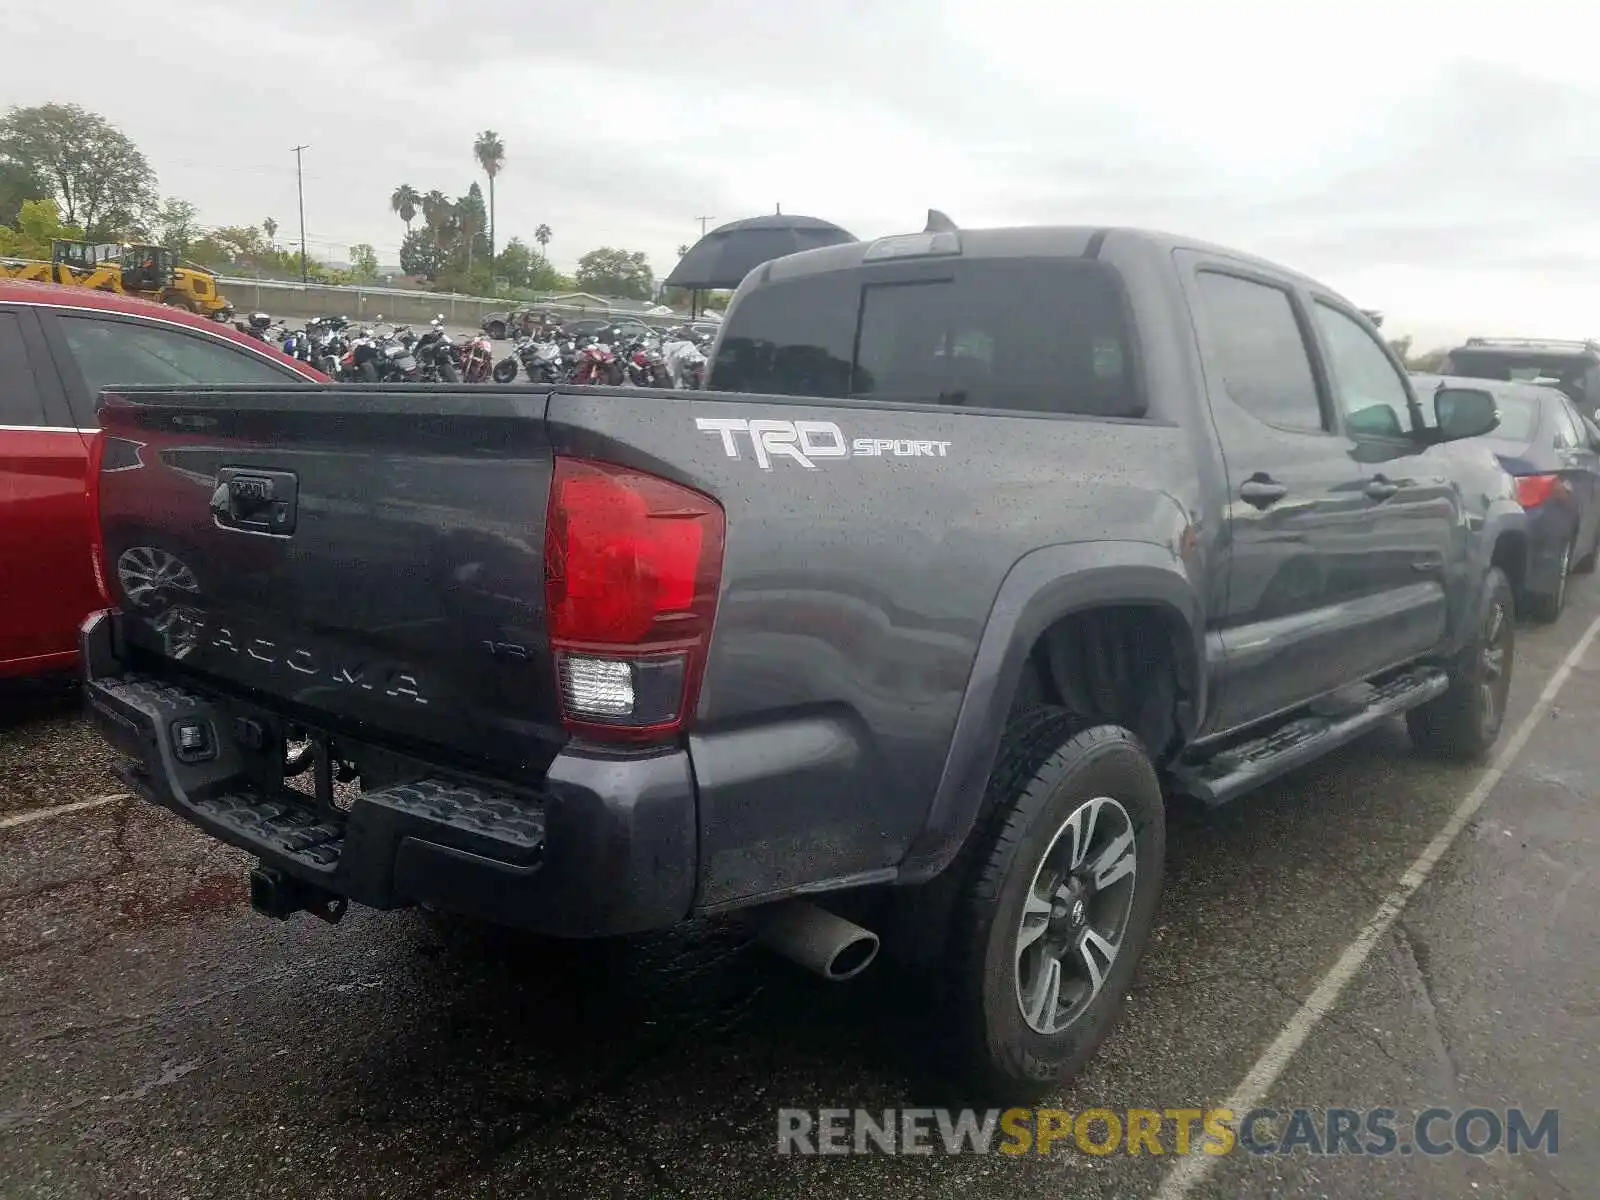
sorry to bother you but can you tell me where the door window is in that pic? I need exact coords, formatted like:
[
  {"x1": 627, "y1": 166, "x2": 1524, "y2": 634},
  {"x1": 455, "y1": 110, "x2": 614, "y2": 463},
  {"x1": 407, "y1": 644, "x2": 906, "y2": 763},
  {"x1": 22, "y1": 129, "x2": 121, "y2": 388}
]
[
  {"x1": 0, "y1": 312, "x2": 48, "y2": 427},
  {"x1": 1193, "y1": 272, "x2": 1326, "y2": 432},
  {"x1": 1314, "y1": 302, "x2": 1415, "y2": 439},
  {"x1": 1549, "y1": 399, "x2": 1582, "y2": 449},
  {"x1": 56, "y1": 314, "x2": 295, "y2": 396}
]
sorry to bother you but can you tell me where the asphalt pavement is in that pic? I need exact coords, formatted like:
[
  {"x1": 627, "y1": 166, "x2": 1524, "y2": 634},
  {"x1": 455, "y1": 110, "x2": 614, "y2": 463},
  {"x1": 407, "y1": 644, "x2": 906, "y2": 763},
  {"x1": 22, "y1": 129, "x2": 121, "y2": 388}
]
[{"x1": 1, "y1": 584, "x2": 1596, "y2": 1199}]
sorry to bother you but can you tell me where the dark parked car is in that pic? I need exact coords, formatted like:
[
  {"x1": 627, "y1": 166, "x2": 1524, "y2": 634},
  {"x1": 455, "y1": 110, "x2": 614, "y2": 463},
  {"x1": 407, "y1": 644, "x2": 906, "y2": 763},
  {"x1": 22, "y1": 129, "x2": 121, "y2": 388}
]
[
  {"x1": 1441, "y1": 336, "x2": 1600, "y2": 414},
  {"x1": 83, "y1": 218, "x2": 1520, "y2": 1096},
  {"x1": 1415, "y1": 372, "x2": 1600, "y2": 621}
]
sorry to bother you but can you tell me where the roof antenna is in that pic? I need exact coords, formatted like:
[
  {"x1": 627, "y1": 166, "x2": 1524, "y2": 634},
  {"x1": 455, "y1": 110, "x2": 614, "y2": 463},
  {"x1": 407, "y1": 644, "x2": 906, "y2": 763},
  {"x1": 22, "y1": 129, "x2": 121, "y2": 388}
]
[{"x1": 925, "y1": 209, "x2": 958, "y2": 233}]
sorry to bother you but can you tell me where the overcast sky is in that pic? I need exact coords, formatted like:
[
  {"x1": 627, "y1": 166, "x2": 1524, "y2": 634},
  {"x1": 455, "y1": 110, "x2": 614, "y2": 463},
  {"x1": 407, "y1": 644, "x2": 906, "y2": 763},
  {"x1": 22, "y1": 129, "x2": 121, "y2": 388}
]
[{"x1": 10, "y1": 0, "x2": 1600, "y2": 349}]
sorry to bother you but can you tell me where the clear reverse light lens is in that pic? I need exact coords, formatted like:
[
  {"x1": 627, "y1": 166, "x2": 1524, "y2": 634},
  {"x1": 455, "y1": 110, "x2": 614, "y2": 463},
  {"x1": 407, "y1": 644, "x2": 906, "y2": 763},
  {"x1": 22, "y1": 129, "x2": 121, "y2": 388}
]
[{"x1": 560, "y1": 656, "x2": 635, "y2": 717}]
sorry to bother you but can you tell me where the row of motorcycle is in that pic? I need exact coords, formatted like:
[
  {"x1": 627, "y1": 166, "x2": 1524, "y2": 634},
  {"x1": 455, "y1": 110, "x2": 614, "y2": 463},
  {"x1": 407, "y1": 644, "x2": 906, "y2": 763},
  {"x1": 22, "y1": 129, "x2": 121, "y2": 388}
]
[{"x1": 237, "y1": 312, "x2": 710, "y2": 388}]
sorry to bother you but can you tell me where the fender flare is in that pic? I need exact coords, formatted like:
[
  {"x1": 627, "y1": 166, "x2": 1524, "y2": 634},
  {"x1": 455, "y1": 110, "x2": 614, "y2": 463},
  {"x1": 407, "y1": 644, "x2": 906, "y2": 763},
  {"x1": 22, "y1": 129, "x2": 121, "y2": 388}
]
[{"x1": 896, "y1": 540, "x2": 1206, "y2": 883}]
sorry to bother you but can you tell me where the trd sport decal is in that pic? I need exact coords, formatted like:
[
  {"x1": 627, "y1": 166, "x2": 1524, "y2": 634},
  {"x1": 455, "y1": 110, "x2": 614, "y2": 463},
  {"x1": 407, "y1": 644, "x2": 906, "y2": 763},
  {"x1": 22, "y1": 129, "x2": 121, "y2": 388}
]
[{"x1": 695, "y1": 417, "x2": 952, "y2": 470}]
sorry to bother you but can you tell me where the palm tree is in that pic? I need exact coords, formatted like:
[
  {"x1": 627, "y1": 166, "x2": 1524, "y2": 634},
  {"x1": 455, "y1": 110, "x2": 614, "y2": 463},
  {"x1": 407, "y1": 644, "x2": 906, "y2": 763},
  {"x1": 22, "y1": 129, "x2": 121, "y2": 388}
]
[
  {"x1": 421, "y1": 190, "x2": 451, "y2": 231},
  {"x1": 677, "y1": 243, "x2": 690, "y2": 258},
  {"x1": 390, "y1": 184, "x2": 420, "y2": 235},
  {"x1": 473, "y1": 130, "x2": 505, "y2": 263},
  {"x1": 534, "y1": 224, "x2": 552, "y2": 253},
  {"x1": 263, "y1": 217, "x2": 278, "y2": 249}
]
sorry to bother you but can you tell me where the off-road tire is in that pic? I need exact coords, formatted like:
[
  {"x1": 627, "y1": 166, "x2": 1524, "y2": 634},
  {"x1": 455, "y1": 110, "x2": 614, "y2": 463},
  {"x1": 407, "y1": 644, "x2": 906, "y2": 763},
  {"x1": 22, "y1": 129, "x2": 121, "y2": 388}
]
[
  {"x1": 944, "y1": 715, "x2": 1165, "y2": 1099},
  {"x1": 1407, "y1": 566, "x2": 1515, "y2": 761}
]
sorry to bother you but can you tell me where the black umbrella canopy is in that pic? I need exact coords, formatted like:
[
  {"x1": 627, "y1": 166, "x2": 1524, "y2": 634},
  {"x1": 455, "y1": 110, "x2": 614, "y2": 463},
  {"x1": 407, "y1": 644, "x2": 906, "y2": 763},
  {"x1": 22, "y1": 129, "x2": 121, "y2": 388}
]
[{"x1": 663, "y1": 213, "x2": 857, "y2": 290}]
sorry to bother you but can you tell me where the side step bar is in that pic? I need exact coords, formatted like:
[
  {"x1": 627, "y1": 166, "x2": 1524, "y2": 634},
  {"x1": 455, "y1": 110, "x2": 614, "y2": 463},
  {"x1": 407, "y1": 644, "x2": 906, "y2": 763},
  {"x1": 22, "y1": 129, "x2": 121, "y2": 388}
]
[{"x1": 1170, "y1": 667, "x2": 1450, "y2": 806}]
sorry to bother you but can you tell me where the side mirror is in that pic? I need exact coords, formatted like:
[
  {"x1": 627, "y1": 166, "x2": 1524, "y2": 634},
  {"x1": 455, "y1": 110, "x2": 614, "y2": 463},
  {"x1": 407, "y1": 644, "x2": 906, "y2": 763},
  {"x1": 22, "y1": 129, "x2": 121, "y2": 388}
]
[{"x1": 1433, "y1": 387, "x2": 1500, "y2": 442}]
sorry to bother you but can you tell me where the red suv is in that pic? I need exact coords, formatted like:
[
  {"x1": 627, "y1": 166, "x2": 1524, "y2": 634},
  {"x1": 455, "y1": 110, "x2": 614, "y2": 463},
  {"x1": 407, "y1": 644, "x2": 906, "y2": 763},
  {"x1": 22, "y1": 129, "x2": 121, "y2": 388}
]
[{"x1": 0, "y1": 280, "x2": 326, "y2": 680}]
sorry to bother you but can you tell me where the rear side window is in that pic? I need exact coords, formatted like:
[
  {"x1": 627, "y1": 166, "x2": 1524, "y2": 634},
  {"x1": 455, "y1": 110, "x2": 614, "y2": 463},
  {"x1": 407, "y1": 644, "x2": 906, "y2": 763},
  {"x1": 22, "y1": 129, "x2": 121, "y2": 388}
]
[
  {"x1": 56, "y1": 315, "x2": 294, "y2": 396},
  {"x1": 711, "y1": 260, "x2": 1143, "y2": 418},
  {"x1": 1194, "y1": 273, "x2": 1325, "y2": 432},
  {"x1": 1476, "y1": 391, "x2": 1540, "y2": 443},
  {"x1": 1549, "y1": 398, "x2": 1582, "y2": 448},
  {"x1": 0, "y1": 312, "x2": 47, "y2": 427}
]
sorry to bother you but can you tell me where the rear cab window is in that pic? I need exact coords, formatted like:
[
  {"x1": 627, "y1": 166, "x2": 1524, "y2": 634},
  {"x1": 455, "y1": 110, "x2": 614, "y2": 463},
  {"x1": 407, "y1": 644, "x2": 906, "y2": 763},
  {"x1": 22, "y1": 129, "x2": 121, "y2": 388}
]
[{"x1": 709, "y1": 258, "x2": 1145, "y2": 418}]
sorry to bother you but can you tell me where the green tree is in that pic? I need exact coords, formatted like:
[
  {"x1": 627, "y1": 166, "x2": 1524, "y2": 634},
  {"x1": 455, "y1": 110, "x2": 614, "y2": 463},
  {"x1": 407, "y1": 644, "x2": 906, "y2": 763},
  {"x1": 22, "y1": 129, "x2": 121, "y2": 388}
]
[
  {"x1": 495, "y1": 236, "x2": 534, "y2": 289},
  {"x1": 534, "y1": 223, "x2": 552, "y2": 255},
  {"x1": 677, "y1": 243, "x2": 690, "y2": 258},
  {"x1": 574, "y1": 247, "x2": 653, "y2": 300},
  {"x1": 0, "y1": 103, "x2": 156, "y2": 238},
  {"x1": 421, "y1": 190, "x2": 451, "y2": 231},
  {"x1": 473, "y1": 130, "x2": 505, "y2": 263},
  {"x1": 262, "y1": 216, "x2": 278, "y2": 248},
  {"x1": 530, "y1": 256, "x2": 570, "y2": 293},
  {"x1": 0, "y1": 160, "x2": 47, "y2": 227},
  {"x1": 390, "y1": 183, "x2": 419, "y2": 235},
  {"x1": 154, "y1": 196, "x2": 200, "y2": 257},
  {"x1": 0, "y1": 197, "x2": 86, "y2": 259},
  {"x1": 348, "y1": 243, "x2": 379, "y2": 282},
  {"x1": 456, "y1": 183, "x2": 489, "y2": 269},
  {"x1": 399, "y1": 228, "x2": 447, "y2": 280}
]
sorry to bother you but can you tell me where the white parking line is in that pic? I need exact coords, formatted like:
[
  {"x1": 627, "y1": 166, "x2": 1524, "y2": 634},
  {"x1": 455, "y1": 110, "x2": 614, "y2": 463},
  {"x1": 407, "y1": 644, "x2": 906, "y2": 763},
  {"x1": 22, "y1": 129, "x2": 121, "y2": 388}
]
[
  {"x1": 1154, "y1": 610, "x2": 1600, "y2": 1200},
  {"x1": 0, "y1": 793, "x2": 131, "y2": 830}
]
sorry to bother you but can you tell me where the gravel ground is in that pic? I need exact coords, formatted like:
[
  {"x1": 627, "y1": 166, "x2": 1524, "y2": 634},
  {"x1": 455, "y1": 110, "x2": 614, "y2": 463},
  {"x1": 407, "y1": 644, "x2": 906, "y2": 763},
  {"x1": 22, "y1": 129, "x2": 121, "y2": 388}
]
[{"x1": 1, "y1": 591, "x2": 1596, "y2": 1198}]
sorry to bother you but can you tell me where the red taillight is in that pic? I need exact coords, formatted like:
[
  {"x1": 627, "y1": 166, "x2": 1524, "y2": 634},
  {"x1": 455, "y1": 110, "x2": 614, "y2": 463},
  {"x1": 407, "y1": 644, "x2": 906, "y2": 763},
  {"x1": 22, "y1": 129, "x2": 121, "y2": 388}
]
[
  {"x1": 84, "y1": 429, "x2": 112, "y2": 605},
  {"x1": 1515, "y1": 473, "x2": 1564, "y2": 509},
  {"x1": 544, "y1": 457, "x2": 724, "y2": 743}
]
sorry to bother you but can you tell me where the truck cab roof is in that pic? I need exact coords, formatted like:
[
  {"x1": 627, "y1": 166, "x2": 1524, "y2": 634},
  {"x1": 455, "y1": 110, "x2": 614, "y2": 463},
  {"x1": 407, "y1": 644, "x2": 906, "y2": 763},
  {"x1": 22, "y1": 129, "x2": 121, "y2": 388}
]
[{"x1": 745, "y1": 220, "x2": 1351, "y2": 305}]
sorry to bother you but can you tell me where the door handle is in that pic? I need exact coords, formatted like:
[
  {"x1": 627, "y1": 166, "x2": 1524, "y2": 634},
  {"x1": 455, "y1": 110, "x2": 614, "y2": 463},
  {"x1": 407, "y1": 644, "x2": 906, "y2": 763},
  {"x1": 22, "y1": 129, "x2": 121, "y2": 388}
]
[
  {"x1": 1365, "y1": 478, "x2": 1399, "y2": 501},
  {"x1": 1239, "y1": 477, "x2": 1288, "y2": 509}
]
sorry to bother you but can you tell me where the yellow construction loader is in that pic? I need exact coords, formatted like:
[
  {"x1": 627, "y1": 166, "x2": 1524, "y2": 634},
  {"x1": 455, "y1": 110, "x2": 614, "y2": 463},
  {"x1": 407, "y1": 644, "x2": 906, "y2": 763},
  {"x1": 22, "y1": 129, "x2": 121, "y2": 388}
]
[{"x1": 0, "y1": 239, "x2": 233, "y2": 319}]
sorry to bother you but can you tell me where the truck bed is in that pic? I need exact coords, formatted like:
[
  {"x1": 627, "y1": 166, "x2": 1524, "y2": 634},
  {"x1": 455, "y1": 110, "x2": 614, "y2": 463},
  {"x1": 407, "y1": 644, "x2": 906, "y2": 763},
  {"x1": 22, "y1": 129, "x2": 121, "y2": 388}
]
[{"x1": 91, "y1": 380, "x2": 1197, "y2": 904}]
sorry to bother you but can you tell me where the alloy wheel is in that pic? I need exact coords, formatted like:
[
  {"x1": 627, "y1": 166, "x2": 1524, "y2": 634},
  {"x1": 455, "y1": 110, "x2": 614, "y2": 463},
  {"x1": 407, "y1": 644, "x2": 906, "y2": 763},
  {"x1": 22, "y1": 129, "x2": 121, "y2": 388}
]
[
  {"x1": 1014, "y1": 795, "x2": 1139, "y2": 1036},
  {"x1": 1478, "y1": 598, "x2": 1511, "y2": 738}
]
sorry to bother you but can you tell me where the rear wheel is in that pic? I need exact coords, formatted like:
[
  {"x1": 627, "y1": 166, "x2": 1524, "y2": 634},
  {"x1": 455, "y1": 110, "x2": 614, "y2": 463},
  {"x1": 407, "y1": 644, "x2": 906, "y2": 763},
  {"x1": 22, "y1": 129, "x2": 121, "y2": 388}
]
[
  {"x1": 943, "y1": 716, "x2": 1165, "y2": 1098},
  {"x1": 488, "y1": 321, "x2": 506, "y2": 340},
  {"x1": 1407, "y1": 566, "x2": 1514, "y2": 760}
]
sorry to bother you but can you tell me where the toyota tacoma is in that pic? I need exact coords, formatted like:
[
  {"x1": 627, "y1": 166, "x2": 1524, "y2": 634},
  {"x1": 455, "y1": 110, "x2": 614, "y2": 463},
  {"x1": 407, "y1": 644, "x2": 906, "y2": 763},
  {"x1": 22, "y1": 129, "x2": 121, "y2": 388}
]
[{"x1": 81, "y1": 214, "x2": 1523, "y2": 1096}]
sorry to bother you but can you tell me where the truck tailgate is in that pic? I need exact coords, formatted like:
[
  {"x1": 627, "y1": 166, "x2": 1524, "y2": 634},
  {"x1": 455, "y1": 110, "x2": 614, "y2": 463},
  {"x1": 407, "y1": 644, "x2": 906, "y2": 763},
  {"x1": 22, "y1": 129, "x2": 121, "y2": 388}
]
[{"x1": 95, "y1": 384, "x2": 563, "y2": 771}]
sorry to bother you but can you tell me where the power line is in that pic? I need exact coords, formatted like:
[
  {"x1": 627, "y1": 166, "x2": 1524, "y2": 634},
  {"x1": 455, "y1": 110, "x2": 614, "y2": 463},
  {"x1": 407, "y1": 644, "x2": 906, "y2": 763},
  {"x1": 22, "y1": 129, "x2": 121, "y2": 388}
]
[
  {"x1": 695, "y1": 215, "x2": 714, "y2": 238},
  {"x1": 291, "y1": 145, "x2": 310, "y2": 284}
]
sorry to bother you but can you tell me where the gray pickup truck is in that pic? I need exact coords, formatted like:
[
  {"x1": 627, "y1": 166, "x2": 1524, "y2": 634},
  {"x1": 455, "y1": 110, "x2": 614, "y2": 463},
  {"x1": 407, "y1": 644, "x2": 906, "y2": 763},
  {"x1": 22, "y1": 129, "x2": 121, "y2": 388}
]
[{"x1": 81, "y1": 214, "x2": 1523, "y2": 1096}]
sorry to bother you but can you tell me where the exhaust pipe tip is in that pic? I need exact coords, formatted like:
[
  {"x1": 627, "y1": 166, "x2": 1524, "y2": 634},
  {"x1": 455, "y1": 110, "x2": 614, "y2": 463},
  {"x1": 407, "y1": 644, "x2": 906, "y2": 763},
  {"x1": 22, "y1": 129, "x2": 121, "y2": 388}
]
[
  {"x1": 823, "y1": 929, "x2": 880, "y2": 982},
  {"x1": 741, "y1": 899, "x2": 880, "y2": 982}
]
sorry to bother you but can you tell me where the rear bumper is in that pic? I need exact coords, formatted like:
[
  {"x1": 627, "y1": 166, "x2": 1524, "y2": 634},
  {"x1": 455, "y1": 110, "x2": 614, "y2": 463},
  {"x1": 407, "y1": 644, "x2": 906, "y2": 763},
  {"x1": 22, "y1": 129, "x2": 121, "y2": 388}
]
[{"x1": 80, "y1": 611, "x2": 697, "y2": 937}]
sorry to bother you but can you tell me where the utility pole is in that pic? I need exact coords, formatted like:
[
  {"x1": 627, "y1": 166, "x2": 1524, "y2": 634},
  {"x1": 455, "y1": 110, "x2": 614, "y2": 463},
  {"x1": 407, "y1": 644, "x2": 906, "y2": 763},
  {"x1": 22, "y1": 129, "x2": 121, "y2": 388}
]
[
  {"x1": 291, "y1": 144, "x2": 310, "y2": 283},
  {"x1": 695, "y1": 215, "x2": 714, "y2": 238}
]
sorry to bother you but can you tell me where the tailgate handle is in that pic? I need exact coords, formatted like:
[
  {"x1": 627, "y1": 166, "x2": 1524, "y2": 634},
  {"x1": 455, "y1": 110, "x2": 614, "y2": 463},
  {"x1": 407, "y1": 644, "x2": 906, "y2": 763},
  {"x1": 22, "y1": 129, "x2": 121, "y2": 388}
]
[{"x1": 211, "y1": 468, "x2": 298, "y2": 535}]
